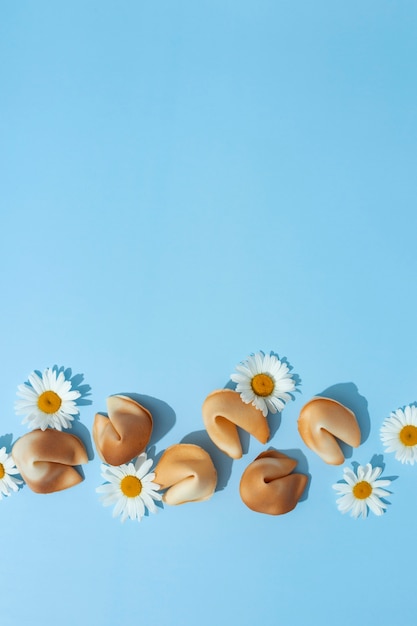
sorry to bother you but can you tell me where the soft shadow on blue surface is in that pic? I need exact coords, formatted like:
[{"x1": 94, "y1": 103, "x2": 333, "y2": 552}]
[
  {"x1": 318, "y1": 382, "x2": 371, "y2": 458},
  {"x1": 180, "y1": 429, "x2": 233, "y2": 492},
  {"x1": 351, "y1": 453, "x2": 399, "y2": 483},
  {"x1": 271, "y1": 351, "x2": 302, "y2": 391},
  {"x1": 54, "y1": 366, "x2": 93, "y2": 408},
  {"x1": 269, "y1": 412, "x2": 282, "y2": 439},
  {"x1": 70, "y1": 420, "x2": 95, "y2": 461},
  {"x1": 0, "y1": 433, "x2": 14, "y2": 452},
  {"x1": 368, "y1": 453, "x2": 398, "y2": 513},
  {"x1": 118, "y1": 393, "x2": 176, "y2": 445}
]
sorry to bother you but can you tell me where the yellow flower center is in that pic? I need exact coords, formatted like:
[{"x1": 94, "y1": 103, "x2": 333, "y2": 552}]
[
  {"x1": 120, "y1": 475, "x2": 142, "y2": 498},
  {"x1": 251, "y1": 373, "x2": 275, "y2": 397},
  {"x1": 0, "y1": 463, "x2": 4, "y2": 479},
  {"x1": 399, "y1": 425, "x2": 417, "y2": 446},
  {"x1": 37, "y1": 390, "x2": 62, "y2": 414},
  {"x1": 352, "y1": 480, "x2": 372, "y2": 500}
]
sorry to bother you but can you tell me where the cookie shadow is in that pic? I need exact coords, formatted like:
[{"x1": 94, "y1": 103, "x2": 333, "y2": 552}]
[
  {"x1": 53, "y1": 365, "x2": 93, "y2": 408},
  {"x1": 69, "y1": 420, "x2": 95, "y2": 461}
]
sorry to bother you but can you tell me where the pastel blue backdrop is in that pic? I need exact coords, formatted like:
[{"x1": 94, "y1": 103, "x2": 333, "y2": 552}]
[{"x1": 1, "y1": 2, "x2": 417, "y2": 625}]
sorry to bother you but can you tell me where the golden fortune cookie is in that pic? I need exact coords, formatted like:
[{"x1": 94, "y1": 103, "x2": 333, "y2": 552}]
[
  {"x1": 12, "y1": 429, "x2": 88, "y2": 494},
  {"x1": 93, "y1": 394, "x2": 153, "y2": 466},
  {"x1": 240, "y1": 450, "x2": 307, "y2": 515},
  {"x1": 297, "y1": 396, "x2": 361, "y2": 465},
  {"x1": 154, "y1": 443, "x2": 217, "y2": 505},
  {"x1": 202, "y1": 389, "x2": 270, "y2": 459}
]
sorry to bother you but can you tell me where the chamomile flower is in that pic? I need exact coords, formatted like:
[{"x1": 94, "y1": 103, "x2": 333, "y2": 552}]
[
  {"x1": 96, "y1": 453, "x2": 162, "y2": 523},
  {"x1": 0, "y1": 447, "x2": 23, "y2": 499},
  {"x1": 332, "y1": 464, "x2": 391, "y2": 519},
  {"x1": 231, "y1": 351, "x2": 295, "y2": 417},
  {"x1": 380, "y1": 405, "x2": 417, "y2": 465},
  {"x1": 15, "y1": 368, "x2": 81, "y2": 431}
]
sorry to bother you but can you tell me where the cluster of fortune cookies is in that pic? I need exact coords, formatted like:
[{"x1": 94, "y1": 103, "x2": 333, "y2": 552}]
[{"x1": 1, "y1": 352, "x2": 414, "y2": 521}]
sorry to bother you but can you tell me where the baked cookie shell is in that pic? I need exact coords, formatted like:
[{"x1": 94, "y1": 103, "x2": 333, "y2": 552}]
[
  {"x1": 202, "y1": 389, "x2": 270, "y2": 459},
  {"x1": 154, "y1": 443, "x2": 217, "y2": 505},
  {"x1": 93, "y1": 395, "x2": 153, "y2": 466},
  {"x1": 240, "y1": 450, "x2": 307, "y2": 515},
  {"x1": 298, "y1": 396, "x2": 361, "y2": 465},
  {"x1": 12, "y1": 429, "x2": 88, "y2": 494}
]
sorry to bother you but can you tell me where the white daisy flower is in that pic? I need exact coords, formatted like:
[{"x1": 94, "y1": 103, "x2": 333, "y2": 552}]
[
  {"x1": 96, "y1": 453, "x2": 162, "y2": 523},
  {"x1": 15, "y1": 368, "x2": 81, "y2": 431},
  {"x1": 380, "y1": 405, "x2": 417, "y2": 465},
  {"x1": 230, "y1": 351, "x2": 296, "y2": 417},
  {"x1": 0, "y1": 447, "x2": 23, "y2": 499},
  {"x1": 332, "y1": 464, "x2": 391, "y2": 519}
]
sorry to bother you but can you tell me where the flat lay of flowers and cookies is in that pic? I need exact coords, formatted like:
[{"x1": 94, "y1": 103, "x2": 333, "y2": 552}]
[{"x1": 2, "y1": 3, "x2": 416, "y2": 626}]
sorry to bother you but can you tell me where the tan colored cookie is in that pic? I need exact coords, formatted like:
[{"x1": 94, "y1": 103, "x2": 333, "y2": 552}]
[
  {"x1": 93, "y1": 395, "x2": 152, "y2": 466},
  {"x1": 154, "y1": 443, "x2": 217, "y2": 505},
  {"x1": 202, "y1": 389, "x2": 270, "y2": 459},
  {"x1": 298, "y1": 397, "x2": 361, "y2": 465},
  {"x1": 240, "y1": 450, "x2": 307, "y2": 515},
  {"x1": 12, "y1": 429, "x2": 88, "y2": 494}
]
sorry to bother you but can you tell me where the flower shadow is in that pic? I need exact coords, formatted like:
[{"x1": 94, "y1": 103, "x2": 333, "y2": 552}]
[
  {"x1": 52, "y1": 365, "x2": 92, "y2": 408},
  {"x1": 180, "y1": 429, "x2": 234, "y2": 492},
  {"x1": 351, "y1": 453, "x2": 399, "y2": 484},
  {"x1": 271, "y1": 351, "x2": 302, "y2": 391},
  {"x1": 318, "y1": 382, "x2": 371, "y2": 458}
]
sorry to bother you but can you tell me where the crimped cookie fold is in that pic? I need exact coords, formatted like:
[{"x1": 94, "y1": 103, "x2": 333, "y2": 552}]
[
  {"x1": 239, "y1": 450, "x2": 307, "y2": 515},
  {"x1": 93, "y1": 395, "x2": 152, "y2": 466},
  {"x1": 298, "y1": 397, "x2": 361, "y2": 465},
  {"x1": 154, "y1": 443, "x2": 217, "y2": 505},
  {"x1": 202, "y1": 389, "x2": 270, "y2": 459},
  {"x1": 12, "y1": 429, "x2": 88, "y2": 494}
]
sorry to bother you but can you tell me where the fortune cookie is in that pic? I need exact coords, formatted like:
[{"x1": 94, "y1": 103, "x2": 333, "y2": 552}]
[
  {"x1": 93, "y1": 395, "x2": 152, "y2": 466},
  {"x1": 12, "y1": 429, "x2": 88, "y2": 494},
  {"x1": 202, "y1": 389, "x2": 270, "y2": 459},
  {"x1": 297, "y1": 397, "x2": 361, "y2": 465},
  {"x1": 154, "y1": 443, "x2": 217, "y2": 505},
  {"x1": 240, "y1": 450, "x2": 307, "y2": 515}
]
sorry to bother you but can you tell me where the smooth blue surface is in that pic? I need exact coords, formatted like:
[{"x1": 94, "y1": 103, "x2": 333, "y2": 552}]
[{"x1": 1, "y1": 3, "x2": 417, "y2": 625}]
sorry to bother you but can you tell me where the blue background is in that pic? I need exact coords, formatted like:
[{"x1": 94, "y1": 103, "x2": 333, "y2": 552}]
[{"x1": 1, "y1": 2, "x2": 417, "y2": 625}]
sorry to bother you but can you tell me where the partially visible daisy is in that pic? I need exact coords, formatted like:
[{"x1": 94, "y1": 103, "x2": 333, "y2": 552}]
[
  {"x1": 15, "y1": 368, "x2": 81, "y2": 431},
  {"x1": 0, "y1": 447, "x2": 23, "y2": 499},
  {"x1": 231, "y1": 351, "x2": 296, "y2": 417},
  {"x1": 380, "y1": 405, "x2": 417, "y2": 465},
  {"x1": 332, "y1": 464, "x2": 391, "y2": 519},
  {"x1": 96, "y1": 453, "x2": 162, "y2": 523}
]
